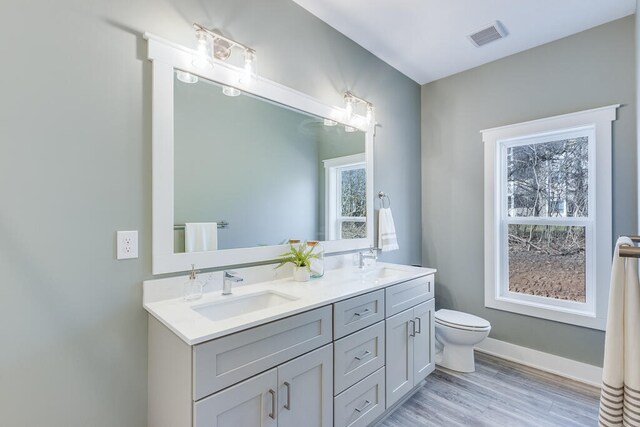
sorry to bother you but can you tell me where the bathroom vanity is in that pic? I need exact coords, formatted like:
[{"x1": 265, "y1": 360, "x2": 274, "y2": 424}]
[{"x1": 144, "y1": 263, "x2": 436, "y2": 427}]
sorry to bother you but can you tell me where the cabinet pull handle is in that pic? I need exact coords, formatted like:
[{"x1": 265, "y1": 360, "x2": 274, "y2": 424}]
[
  {"x1": 284, "y1": 381, "x2": 291, "y2": 410},
  {"x1": 355, "y1": 399, "x2": 372, "y2": 413},
  {"x1": 268, "y1": 389, "x2": 276, "y2": 419},
  {"x1": 354, "y1": 308, "x2": 371, "y2": 317},
  {"x1": 409, "y1": 320, "x2": 416, "y2": 337},
  {"x1": 415, "y1": 317, "x2": 422, "y2": 334},
  {"x1": 354, "y1": 350, "x2": 372, "y2": 361}
]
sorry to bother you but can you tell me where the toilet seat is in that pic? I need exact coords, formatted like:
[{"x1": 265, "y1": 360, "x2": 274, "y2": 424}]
[{"x1": 435, "y1": 309, "x2": 491, "y2": 331}]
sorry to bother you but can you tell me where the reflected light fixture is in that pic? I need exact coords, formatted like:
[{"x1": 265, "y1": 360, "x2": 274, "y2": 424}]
[
  {"x1": 222, "y1": 85, "x2": 241, "y2": 97},
  {"x1": 191, "y1": 23, "x2": 257, "y2": 87},
  {"x1": 176, "y1": 70, "x2": 198, "y2": 84},
  {"x1": 343, "y1": 91, "x2": 374, "y2": 128}
]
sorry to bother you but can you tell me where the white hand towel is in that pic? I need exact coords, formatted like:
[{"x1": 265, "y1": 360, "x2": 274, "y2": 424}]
[
  {"x1": 185, "y1": 222, "x2": 218, "y2": 253},
  {"x1": 599, "y1": 236, "x2": 640, "y2": 427},
  {"x1": 378, "y1": 208, "x2": 399, "y2": 252}
]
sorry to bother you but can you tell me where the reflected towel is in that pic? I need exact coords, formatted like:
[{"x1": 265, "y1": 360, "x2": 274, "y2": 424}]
[
  {"x1": 599, "y1": 237, "x2": 640, "y2": 427},
  {"x1": 378, "y1": 208, "x2": 399, "y2": 252},
  {"x1": 185, "y1": 222, "x2": 218, "y2": 253}
]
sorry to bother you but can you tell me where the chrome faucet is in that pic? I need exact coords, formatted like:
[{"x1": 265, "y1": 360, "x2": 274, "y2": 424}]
[
  {"x1": 358, "y1": 247, "x2": 379, "y2": 269},
  {"x1": 222, "y1": 271, "x2": 243, "y2": 295}
]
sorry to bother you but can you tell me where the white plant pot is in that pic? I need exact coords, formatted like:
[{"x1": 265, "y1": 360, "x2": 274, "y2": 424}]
[{"x1": 293, "y1": 266, "x2": 310, "y2": 282}]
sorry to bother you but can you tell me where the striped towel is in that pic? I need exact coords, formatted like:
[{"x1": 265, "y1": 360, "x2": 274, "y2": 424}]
[{"x1": 599, "y1": 237, "x2": 640, "y2": 427}]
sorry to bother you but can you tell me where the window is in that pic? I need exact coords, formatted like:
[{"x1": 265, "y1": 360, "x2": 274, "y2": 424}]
[
  {"x1": 482, "y1": 105, "x2": 618, "y2": 329},
  {"x1": 324, "y1": 154, "x2": 366, "y2": 240}
]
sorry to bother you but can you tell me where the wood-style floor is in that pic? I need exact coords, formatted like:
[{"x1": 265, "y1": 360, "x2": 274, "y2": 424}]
[{"x1": 377, "y1": 352, "x2": 600, "y2": 427}]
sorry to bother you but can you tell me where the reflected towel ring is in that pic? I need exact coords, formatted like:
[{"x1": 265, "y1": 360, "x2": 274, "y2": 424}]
[{"x1": 378, "y1": 191, "x2": 390, "y2": 209}]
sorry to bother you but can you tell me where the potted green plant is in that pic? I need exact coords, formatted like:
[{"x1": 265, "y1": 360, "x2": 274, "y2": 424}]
[{"x1": 275, "y1": 242, "x2": 321, "y2": 282}]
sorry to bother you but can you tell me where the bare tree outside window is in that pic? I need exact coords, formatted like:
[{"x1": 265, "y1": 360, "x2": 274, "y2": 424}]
[
  {"x1": 340, "y1": 168, "x2": 366, "y2": 239},
  {"x1": 506, "y1": 137, "x2": 588, "y2": 302}
]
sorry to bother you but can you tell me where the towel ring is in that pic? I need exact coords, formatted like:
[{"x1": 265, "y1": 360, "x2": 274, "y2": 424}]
[{"x1": 378, "y1": 191, "x2": 390, "y2": 209}]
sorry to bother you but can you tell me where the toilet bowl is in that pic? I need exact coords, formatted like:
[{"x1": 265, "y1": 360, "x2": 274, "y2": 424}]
[{"x1": 434, "y1": 309, "x2": 491, "y2": 373}]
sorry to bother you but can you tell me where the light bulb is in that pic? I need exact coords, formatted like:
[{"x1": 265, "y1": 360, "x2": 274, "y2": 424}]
[
  {"x1": 366, "y1": 104, "x2": 374, "y2": 125},
  {"x1": 345, "y1": 96, "x2": 354, "y2": 121},
  {"x1": 323, "y1": 119, "x2": 337, "y2": 127},
  {"x1": 192, "y1": 29, "x2": 213, "y2": 69},
  {"x1": 239, "y1": 49, "x2": 256, "y2": 85},
  {"x1": 345, "y1": 126, "x2": 356, "y2": 133}
]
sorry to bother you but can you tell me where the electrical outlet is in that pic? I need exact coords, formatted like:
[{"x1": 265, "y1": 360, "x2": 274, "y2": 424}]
[{"x1": 117, "y1": 230, "x2": 138, "y2": 260}]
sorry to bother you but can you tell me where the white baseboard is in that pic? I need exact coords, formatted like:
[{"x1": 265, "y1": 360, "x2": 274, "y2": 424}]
[{"x1": 475, "y1": 337, "x2": 602, "y2": 388}]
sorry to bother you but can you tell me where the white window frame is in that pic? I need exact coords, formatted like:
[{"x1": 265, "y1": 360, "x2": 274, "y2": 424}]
[
  {"x1": 323, "y1": 154, "x2": 366, "y2": 240},
  {"x1": 482, "y1": 105, "x2": 618, "y2": 330}
]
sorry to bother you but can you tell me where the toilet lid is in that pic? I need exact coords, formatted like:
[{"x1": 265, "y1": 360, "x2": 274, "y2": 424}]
[{"x1": 435, "y1": 309, "x2": 491, "y2": 330}]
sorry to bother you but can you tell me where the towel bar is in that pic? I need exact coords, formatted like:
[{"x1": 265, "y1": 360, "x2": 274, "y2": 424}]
[
  {"x1": 174, "y1": 221, "x2": 229, "y2": 230},
  {"x1": 619, "y1": 245, "x2": 640, "y2": 258}
]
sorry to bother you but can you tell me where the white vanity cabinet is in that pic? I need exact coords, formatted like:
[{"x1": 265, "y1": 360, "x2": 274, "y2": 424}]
[
  {"x1": 384, "y1": 275, "x2": 436, "y2": 408},
  {"x1": 195, "y1": 344, "x2": 333, "y2": 427}
]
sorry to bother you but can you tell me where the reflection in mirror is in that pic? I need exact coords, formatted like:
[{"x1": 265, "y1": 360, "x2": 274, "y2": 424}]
[{"x1": 173, "y1": 72, "x2": 366, "y2": 253}]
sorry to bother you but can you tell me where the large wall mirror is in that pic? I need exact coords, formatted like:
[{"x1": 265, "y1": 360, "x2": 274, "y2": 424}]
[{"x1": 146, "y1": 33, "x2": 374, "y2": 274}]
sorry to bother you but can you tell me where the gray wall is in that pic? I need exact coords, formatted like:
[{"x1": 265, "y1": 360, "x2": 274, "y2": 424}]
[
  {"x1": 174, "y1": 77, "x2": 319, "y2": 249},
  {"x1": 421, "y1": 16, "x2": 636, "y2": 367},
  {"x1": 0, "y1": 0, "x2": 421, "y2": 425}
]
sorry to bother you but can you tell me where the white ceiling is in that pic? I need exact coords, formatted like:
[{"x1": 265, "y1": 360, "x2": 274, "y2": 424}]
[{"x1": 292, "y1": 0, "x2": 636, "y2": 84}]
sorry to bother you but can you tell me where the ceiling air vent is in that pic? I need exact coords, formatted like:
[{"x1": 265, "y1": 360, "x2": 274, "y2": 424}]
[{"x1": 467, "y1": 21, "x2": 507, "y2": 47}]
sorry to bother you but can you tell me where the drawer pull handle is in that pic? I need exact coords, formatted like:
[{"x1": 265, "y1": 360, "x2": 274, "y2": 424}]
[
  {"x1": 355, "y1": 399, "x2": 372, "y2": 413},
  {"x1": 354, "y1": 308, "x2": 371, "y2": 317},
  {"x1": 409, "y1": 320, "x2": 416, "y2": 337},
  {"x1": 268, "y1": 389, "x2": 276, "y2": 419},
  {"x1": 284, "y1": 381, "x2": 291, "y2": 410},
  {"x1": 415, "y1": 317, "x2": 422, "y2": 334},
  {"x1": 354, "y1": 350, "x2": 372, "y2": 361}
]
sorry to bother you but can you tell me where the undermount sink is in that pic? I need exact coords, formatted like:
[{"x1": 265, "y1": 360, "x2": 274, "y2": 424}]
[
  {"x1": 362, "y1": 267, "x2": 406, "y2": 279},
  {"x1": 192, "y1": 290, "x2": 299, "y2": 322}
]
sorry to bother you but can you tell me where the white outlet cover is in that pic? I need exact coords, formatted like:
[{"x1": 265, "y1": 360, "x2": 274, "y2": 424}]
[{"x1": 117, "y1": 230, "x2": 139, "y2": 260}]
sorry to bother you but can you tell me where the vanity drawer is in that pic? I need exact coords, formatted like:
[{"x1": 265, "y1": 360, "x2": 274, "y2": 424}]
[
  {"x1": 385, "y1": 275, "x2": 434, "y2": 317},
  {"x1": 193, "y1": 305, "x2": 332, "y2": 400},
  {"x1": 334, "y1": 290, "x2": 384, "y2": 339},
  {"x1": 334, "y1": 321, "x2": 385, "y2": 395},
  {"x1": 334, "y1": 367, "x2": 386, "y2": 427}
]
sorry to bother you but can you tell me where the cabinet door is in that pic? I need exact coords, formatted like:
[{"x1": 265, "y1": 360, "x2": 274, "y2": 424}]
[
  {"x1": 194, "y1": 368, "x2": 277, "y2": 427},
  {"x1": 385, "y1": 309, "x2": 414, "y2": 408},
  {"x1": 413, "y1": 299, "x2": 435, "y2": 384},
  {"x1": 278, "y1": 344, "x2": 333, "y2": 427}
]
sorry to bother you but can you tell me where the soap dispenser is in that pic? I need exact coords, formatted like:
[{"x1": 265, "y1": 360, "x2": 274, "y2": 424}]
[{"x1": 183, "y1": 264, "x2": 203, "y2": 301}]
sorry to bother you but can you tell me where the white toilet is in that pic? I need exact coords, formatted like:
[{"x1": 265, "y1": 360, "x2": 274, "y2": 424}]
[{"x1": 434, "y1": 309, "x2": 491, "y2": 373}]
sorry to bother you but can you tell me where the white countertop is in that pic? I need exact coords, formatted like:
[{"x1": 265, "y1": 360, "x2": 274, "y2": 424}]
[{"x1": 143, "y1": 262, "x2": 436, "y2": 345}]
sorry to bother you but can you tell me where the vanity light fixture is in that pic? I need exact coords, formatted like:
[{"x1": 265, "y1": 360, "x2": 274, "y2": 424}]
[
  {"x1": 343, "y1": 91, "x2": 374, "y2": 127},
  {"x1": 323, "y1": 119, "x2": 337, "y2": 127},
  {"x1": 191, "y1": 23, "x2": 257, "y2": 86},
  {"x1": 344, "y1": 126, "x2": 356, "y2": 133}
]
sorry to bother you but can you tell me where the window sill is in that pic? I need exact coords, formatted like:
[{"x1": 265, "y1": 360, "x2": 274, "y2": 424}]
[{"x1": 486, "y1": 296, "x2": 605, "y2": 330}]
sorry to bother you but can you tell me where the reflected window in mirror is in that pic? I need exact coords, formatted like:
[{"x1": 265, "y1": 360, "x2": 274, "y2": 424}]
[{"x1": 323, "y1": 154, "x2": 366, "y2": 240}]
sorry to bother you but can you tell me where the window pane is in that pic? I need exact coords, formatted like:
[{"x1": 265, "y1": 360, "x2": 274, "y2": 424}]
[
  {"x1": 341, "y1": 168, "x2": 366, "y2": 217},
  {"x1": 507, "y1": 137, "x2": 588, "y2": 218},
  {"x1": 341, "y1": 221, "x2": 366, "y2": 239},
  {"x1": 508, "y1": 224, "x2": 586, "y2": 302}
]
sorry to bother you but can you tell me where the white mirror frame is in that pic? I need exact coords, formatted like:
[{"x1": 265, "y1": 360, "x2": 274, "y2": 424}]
[{"x1": 144, "y1": 33, "x2": 374, "y2": 274}]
